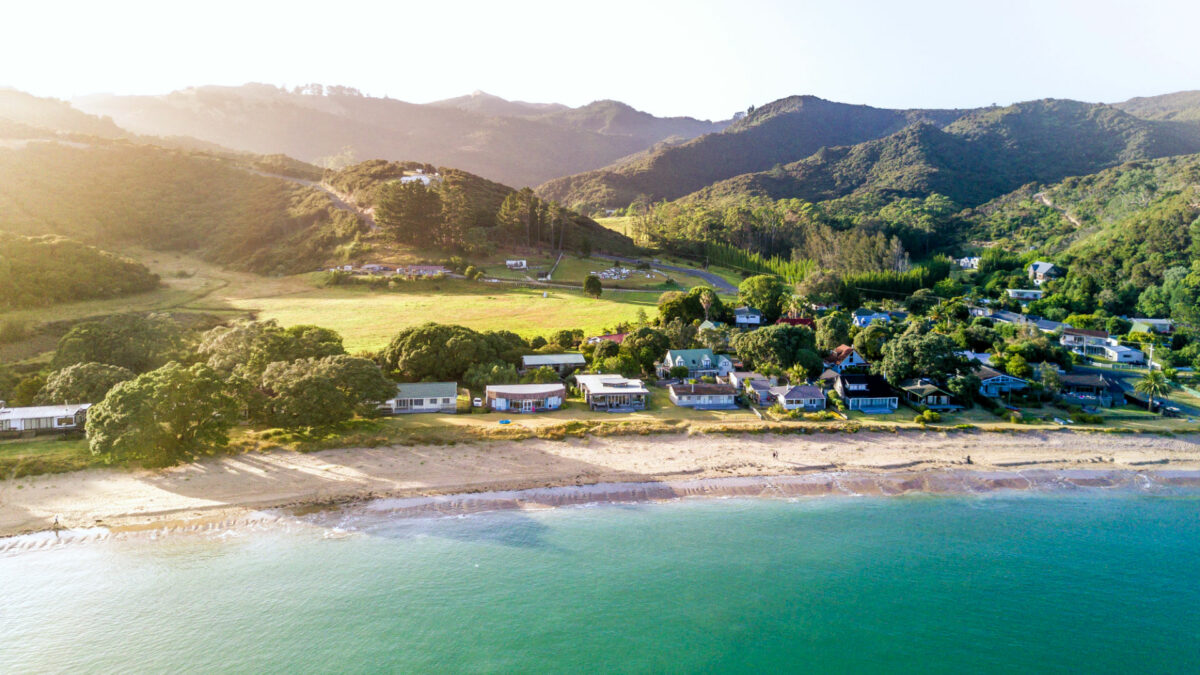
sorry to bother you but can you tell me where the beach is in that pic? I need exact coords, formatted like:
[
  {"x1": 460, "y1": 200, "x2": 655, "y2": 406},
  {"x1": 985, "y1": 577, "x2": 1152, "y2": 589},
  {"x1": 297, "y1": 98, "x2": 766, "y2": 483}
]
[{"x1": 2, "y1": 430, "x2": 1199, "y2": 537}]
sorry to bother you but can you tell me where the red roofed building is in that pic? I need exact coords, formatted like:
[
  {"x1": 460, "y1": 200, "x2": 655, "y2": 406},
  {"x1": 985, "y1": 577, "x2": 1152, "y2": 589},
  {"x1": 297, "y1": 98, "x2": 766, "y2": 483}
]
[
  {"x1": 586, "y1": 332, "x2": 628, "y2": 345},
  {"x1": 824, "y1": 344, "x2": 869, "y2": 373}
]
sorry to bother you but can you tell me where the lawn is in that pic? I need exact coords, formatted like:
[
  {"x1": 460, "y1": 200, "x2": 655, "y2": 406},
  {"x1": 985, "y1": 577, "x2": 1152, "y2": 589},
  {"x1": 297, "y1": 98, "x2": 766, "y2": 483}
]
[
  {"x1": 550, "y1": 256, "x2": 710, "y2": 291},
  {"x1": 0, "y1": 437, "x2": 96, "y2": 478}
]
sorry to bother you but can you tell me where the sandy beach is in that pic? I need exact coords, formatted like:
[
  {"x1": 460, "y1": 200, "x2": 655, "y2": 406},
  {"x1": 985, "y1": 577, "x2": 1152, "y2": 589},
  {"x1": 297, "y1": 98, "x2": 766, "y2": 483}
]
[{"x1": 2, "y1": 430, "x2": 1199, "y2": 538}]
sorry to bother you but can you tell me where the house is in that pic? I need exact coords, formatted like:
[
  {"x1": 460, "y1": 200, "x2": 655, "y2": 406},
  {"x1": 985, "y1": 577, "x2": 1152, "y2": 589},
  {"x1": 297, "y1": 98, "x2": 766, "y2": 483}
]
[
  {"x1": 0, "y1": 403, "x2": 91, "y2": 435},
  {"x1": 586, "y1": 332, "x2": 628, "y2": 346},
  {"x1": 957, "y1": 256, "x2": 981, "y2": 270},
  {"x1": 824, "y1": 345, "x2": 869, "y2": 373},
  {"x1": 769, "y1": 385, "x2": 827, "y2": 412},
  {"x1": 981, "y1": 309, "x2": 1069, "y2": 333},
  {"x1": 521, "y1": 353, "x2": 586, "y2": 376},
  {"x1": 745, "y1": 379, "x2": 774, "y2": 406},
  {"x1": 397, "y1": 265, "x2": 450, "y2": 277},
  {"x1": 817, "y1": 369, "x2": 840, "y2": 387},
  {"x1": 1101, "y1": 342, "x2": 1145, "y2": 364},
  {"x1": 1061, "y1": 328, "x2": 1110, "y2": 356},
  {"x1": 1006, "y1": 288, "x2": 1044, "y2": 301},
  {"x1": 852, "y1": 308, "x2": 891, "y2": 328},
  {"x1": 734, "y1": 307, "x2": 763, "y2": 328},
  {"x1": 975, "y1": 365, "x2": 1028, "y2": 398},
  {"x1": 898, "y1": 378, "x2": 960, "y2": 411},
  {"x1": 667, "y1": 383, "x2": 738, "y2": 409},
  {"x1": 833, "y1": 374, "x2": 898, "y2": 413},
  {"x1": 380, "y1": 382, "x2": 457, "y2": 414},
  {"x1": 506, "y1": 259, "x2": 527, "y2": 270},
  {"x1": 1028, "y1": 261, "x2": 1062, "y2": 286},
  {"x1": 724, "y1": 371, "x2": 773, "y2": 389},
  {"x1": 656, "y1": 349, "x2": 734, "y2": 379},
  {"x1": 1129, "y1": 318, "x2": 1174, "y2": 335},
  {"x1": 575, "y1": 374, "x2": 649, "y2": 412},
  {"x1": 1059, "y1": 373, "x2": 1126, "y2": 408},
  {"x1": 485, "y1": 383, "x2": 567, "y2": 412},
  {"x1": 698, "y1": 320, "x2": 725, "y2": 332},
  {"x1": 775, "y1": 317, "x2": 814, "y2": 328}
]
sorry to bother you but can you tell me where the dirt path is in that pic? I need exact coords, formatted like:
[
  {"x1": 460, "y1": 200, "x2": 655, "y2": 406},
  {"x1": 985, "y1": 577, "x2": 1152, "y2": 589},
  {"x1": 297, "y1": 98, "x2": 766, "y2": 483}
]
[
  {"x1": 1035, "y1": 191, "x2": 1083, "y2": 229},
  {"x1": 247, "y1": 169, "x2": 376, "y2": 230}
]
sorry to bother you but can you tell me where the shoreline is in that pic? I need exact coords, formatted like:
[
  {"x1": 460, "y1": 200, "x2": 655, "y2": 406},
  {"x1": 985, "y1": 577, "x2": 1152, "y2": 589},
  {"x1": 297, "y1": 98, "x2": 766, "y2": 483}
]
[{"x1": 2, "y1": 430, "x2": 1200, "y2": 541}]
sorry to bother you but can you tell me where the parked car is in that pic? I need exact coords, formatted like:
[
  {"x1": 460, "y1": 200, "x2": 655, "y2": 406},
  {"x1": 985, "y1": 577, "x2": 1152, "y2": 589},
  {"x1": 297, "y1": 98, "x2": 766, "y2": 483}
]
[{"x1": 473, "y1": 398, "x2": 484, "y2": 408}]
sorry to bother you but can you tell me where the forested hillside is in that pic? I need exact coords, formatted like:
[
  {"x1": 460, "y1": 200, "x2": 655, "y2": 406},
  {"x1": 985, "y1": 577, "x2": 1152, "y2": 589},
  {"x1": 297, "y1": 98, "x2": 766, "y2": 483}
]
[
  {"x1": 73, "y1": 84, "x2": 724, "y2": 187},
  {"x1": 1115, "y1": 91, "x2": 1200, "y2": 123},
  {"x1": 536, "y1": 96, "x2": 967, "y2": 211},
  {"x1": 686, "y1": 100, "x2": 1200, "y2": 207},
  {"x1": 0, "y1": 232, "x2": 160, "y2": 309},
  {"x1": 0, "y1": 140, "x2": 362, "y2": 274},
  {"x1": 0, "y1": 88, "x2": 127, "y2": 139}
]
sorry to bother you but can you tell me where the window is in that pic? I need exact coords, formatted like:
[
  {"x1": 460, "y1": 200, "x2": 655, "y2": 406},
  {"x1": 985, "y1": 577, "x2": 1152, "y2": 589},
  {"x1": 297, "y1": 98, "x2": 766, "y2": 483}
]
[
  {"x1": 56, "y1": 417, "x2": 75, "y2": 427},
  {"x1": 443, "y1": 398, "x2": 452, "y2": 404}
]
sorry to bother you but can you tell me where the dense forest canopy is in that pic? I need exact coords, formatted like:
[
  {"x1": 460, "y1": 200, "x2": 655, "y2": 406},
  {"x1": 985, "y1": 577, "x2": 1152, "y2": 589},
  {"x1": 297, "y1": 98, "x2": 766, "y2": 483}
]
[{"x1": 0, "y1": 232, "x2": 160, "y2": 309}]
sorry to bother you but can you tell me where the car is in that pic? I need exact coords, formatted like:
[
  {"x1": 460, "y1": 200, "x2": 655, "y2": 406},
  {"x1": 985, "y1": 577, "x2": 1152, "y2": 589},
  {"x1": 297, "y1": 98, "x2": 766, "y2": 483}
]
[{"x1": 473, "y1": 398, "x2": 483, "y2": 407}]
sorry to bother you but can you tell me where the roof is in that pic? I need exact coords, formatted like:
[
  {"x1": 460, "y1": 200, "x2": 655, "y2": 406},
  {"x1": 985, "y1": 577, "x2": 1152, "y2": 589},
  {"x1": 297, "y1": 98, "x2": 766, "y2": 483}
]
[
  {"x1": 0, "y1": 403, "x2": 90, "y2": 421},
  {"x1": 698, "y1": 321, "x2": 724, "y2": 331},
  {"x1": 734, "y1": 306, "x2": 762, "y2": 317},
  {"x1": 974, "y1": 365, "x2": 1024, "y2": 382},
  {"x1": 828, "y1": 345, "x2": 862, "y2": 365},
  {"x1": 771, "y1": 385, "x2": 825, "y2": 400},
  {"x1": 899, "y1": 378, "x2": 950, "y2": 397},
  {"x1": 664, "y1": 349, "x2": 723, "y2": 368},
  {"x1": 746, "y1": 379, "x2": 773, "y2": 392},
  {"x1": 1030, "y1": 261, "x2": 1059, "y2": 275},
  {"x1": 522, "y1": 353, "x2": 587, "y2": 367},
  {"x1": 668, "y1": 383, "x2": 737, "y2": 396},
  {"x1": 853, "y1": 308, "x2": 887, "y2": 317},
  {"x1": 588, "y1": 332, "x2": 627, "y2": 344},
  {"x1": 392, "y1": 382, "x2": 457, "y2": 400},
  {"x1": 818, "y1": 368, "x2": 840, "y2": 381},
  {"x1": 575, "y1": 374, "x2": 649, "y2": 396},
  {"x1": 1064, "y1": 328, "x2": 1108, "y2": 339},
  {"x1": 486, "y1": 383, "x2": 567, "y2": 400},
  {"x1": 729, "y1": 371, "x2": 764, "y2": 380},
  {"x1": 835, "y1": 374, "x2": 895, "y2": 399}
]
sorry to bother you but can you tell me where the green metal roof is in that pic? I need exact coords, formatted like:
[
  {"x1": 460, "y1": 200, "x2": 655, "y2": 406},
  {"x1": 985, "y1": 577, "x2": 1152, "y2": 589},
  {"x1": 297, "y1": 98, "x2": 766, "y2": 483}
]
[{"x1": 393, "y1": 382, "x2": 458, "y2": 399}]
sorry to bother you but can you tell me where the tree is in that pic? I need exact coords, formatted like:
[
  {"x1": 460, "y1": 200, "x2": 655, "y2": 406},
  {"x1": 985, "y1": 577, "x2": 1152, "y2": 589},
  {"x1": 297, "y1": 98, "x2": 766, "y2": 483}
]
[
  {"x1": 521, "y1": 366, "x2": 561, "y2": 384},
  {"x1": 1040, "y1": 367, "x2": 1063, "y2": 396},
  {"x1": 464, "y1": 360, "x2": 519, "y2": 392},
  {"x1": 814, "y1": 312, "x2": 852, "y2": 352},
  {"x1": 698, "y1": 288, "x2": 716, "y2": 321},
  {"x1": 52, "y1": 314, "x2": 181, "y2": 373},
  {"x1": 10, "y1": 375, "x2": 45, "y2": 406},
  {"x1": 593, "y1": 339, "x2": 621, "y2": 361},
  {"x1": 661, "y1": 318, "x2": 698, "y2": 350},
  {"x1": 35, "y1": 362, "x2": 134, "y2": 405},
  {"x1": 260, "y1": 355, "x2": 393, "y2": 428},
  {"x1": 731, "y1": 324, "x2": 816, "y2": 370},
  {"x1": 669, "y1": 365, "x2": 691, "y2": 380},
  {"x1": 375, "y1": 181, "x2": 444, "y2": 245},
  {"x1": 876, "y1": 332, "x2": 971, "y2": 385},
  {"x1": 852, "y1": 323, "x2": 890, "y2": 361},
  {"x1": 199, "y1": 320, "x2": 346, "y2": 381},
  {"x1": 381, "y1": 323, "x2": 524, "y2": 382},
  {"x1": 795, "y1": 270, "x2": 842, "y2": 308},
  {"x1": 946, "y1": 373, "x2": 981, "y2": 408},
  {"x1": 737, "y1": 275, "x2": 789, "y2": 322},
  {"x1": 620, "y1": 327, "x2": 671, "y2": 374},
  {"x1": 549, "y1": 329, "x2": 578, "y2": 349},
  {"x1": 1134, "y1": 370, "x2": 1171, "y2": 413},
  {"x1": 86, "y1": 362, "x2": 238, "y2": 466},
  {"x1": 1005, "y1": 354, "x2": 1033, "y2": 379},
  {"x1": 583, "y1": 274, "x2": 603, "y2": 298}
]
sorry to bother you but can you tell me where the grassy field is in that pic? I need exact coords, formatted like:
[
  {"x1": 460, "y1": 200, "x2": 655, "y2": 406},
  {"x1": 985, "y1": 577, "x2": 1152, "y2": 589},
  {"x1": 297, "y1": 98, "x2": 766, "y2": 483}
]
[
  {"x1": 0, "y1": 437, "x2": 96, "y2": 479},
  {"x1": 594, "y1": 216, "x2": 633, "y2": 237}
]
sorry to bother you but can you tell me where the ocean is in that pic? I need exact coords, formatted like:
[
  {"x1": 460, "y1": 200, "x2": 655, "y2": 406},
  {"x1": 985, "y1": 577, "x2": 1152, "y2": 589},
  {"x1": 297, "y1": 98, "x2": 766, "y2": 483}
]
[{"x1": 2, "y1": 490, "x2": 1199, "y2": 673}]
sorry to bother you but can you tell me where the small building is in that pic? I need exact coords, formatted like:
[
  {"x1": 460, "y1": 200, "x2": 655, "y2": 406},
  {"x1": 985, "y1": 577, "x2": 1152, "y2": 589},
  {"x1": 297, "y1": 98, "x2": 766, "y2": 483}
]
[
  {"x1": 1006, "y1": 288, "x2": 1044, "y2": 301},
  {"x1": 724, "y1": 371, "x2": 772, "y2": 390},
  {"x1": 957, "y1": 256, "x2": 980, "y2": 270},
  {"x1": 769, "y1": 385, "x2": 827, "y2": 412},
  {"x1": 485, "y1": 383, "x2": 567, "y2": 413},
  {"x1": 380, "y1": 382, "x2": 457, "y2": 414},
  {"x1": 0, "y1": 403, "x2": 91, "y2": 435},
  {"x1": 1129, "y1": 318, "x2": 1174, "y2": 335},
  {"x1": 657, "y1": 349, "x2": 734, "y2": 379},
  {"x1": 817, "y1": 369, "x2": 840, "y2": 387},
  {"x1": 1028, "y1": 261, "x2": 1062, "y2": 286},
  {"x1": 745, "y1": 379, "x2": 774, "y2": 406},
  {"x1": 975, "y1": 365, "x2": 1028, "y2": 398},
  {"x1": 521, "y1": 353, "x2": 587, "y2": 376},
  {"x1": 667, "y1": 383, "x2": 738, "y2": 410},
  {"x1": 586, "y1": 332, "x2": 628, "y2": 346},
  {"x1": 1059, "y1": 373, "x2": 1126, "y2": 408},
  {"x1": 506, "y1": 259, "x2": 528, "y2": 270},
  {"x1": 898, "y1": 378, "x2": 960, "y2": 411},
  {"x1": 575, "y1": 374, "x2": 649, "y2": 412},
  {"x1": 1061, "y1": 328, "x2": 1110, "y2": 356},
  {"x1": 734, "y1": 307, "x2": 763, "y2": 328},
  {"x1": 852, "y1": 308, "x2": 892, "y2": 328},
  {"x1": 698, "y1": 320, "x2": 725, "y2": 332},
  {"x1": 1102, "y1": 342, "x2": 1144, "y2": 364},
  {"x1": 834, "y1": 374, "x2": 898, "y2": 413},
  {"x1": 824, "y1": 345, "x2": 869, "y2": 373}
]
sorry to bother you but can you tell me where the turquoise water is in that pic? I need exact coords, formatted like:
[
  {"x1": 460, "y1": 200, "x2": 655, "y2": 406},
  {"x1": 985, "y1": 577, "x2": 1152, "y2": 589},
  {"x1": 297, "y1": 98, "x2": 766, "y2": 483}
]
[{"x1": 2, "y1": 494, "x2": 1199, "y2": 673}]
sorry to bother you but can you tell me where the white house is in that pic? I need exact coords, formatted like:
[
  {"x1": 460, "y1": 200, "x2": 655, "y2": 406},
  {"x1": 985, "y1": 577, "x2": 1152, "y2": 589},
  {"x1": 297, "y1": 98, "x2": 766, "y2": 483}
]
[
  {"x1": 485, "y1": 383, "x2": 567, "y2": 412},
  {"x1": 769, "y1": 385, "x2": 826, "y2": 412},
  {"x1": 1102, "y1": 342, "x2": 1145, "y2": 364},
  {"x1": 506, "y1": 259, "x2": 527, "y2": 270},
  {"x1": 956, "y1": 256, "x2": 981, "y2": 270},
  {"x1": 380, "y1": 382, "x2": 457, "y2": 414},
  {"x1": 0, "y1": 403, "x2": 91, "y2": 434},
  {"x1": 657, "y1": 349, "x2": 734, "y2": 379},
  {"x1": 667, "y1": 383, "x2": 738, "y2": 410},
  {"x1": 1006, "y1": 288, "x2": 1044, "y2": 301},
  {"x1": 575, "y1": 374, "x2": 649, "y2": 411},
  {"x1": 521, "y1": 353, "x2": 586, "y2": 375},
  {"x1": 734, "y1": 307, "x2": 763, "y2": 328}
]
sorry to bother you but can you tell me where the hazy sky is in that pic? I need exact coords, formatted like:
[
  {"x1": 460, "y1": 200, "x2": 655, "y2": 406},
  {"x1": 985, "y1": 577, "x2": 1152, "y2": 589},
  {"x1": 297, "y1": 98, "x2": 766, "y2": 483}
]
[{"x1": 5, "y1": 0, "x2": 1199, "y2": 119}]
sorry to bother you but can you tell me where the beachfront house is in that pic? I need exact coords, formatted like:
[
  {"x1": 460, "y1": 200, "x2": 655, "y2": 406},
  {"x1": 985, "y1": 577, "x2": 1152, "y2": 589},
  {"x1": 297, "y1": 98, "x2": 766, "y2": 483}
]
[
  {"x1": 833, "y1": 374, "x2": 898, "y2": 413},
  {"x1": 745, "y1": 379, "x2": 774, "y2": 406},
  {"x1": 656, "y1": 349, "x2": 734, "y2": 379},
  {"x1": 1006, "y1": 288, "x2": 1044, "y2": 302},
  {"x1": 1061, "y1": 329, "x2": 1144, "y2": 363},
  {"x1": 724, "y1": 371, "x2": 774, "y2": 390},
  {"x1": 1028, "y1": 261, "x2": 1062, "y2": 286},
  {"x1": 824, "y1": 345, "x2": 869, "y2": 373},
  {"x1": 769, "y1": 385, "x2": 827, "y2": 412},
  {"x1": 975, "y1": 365, "x2": 1029, "y2": 398},
  {"x1": 485, "y1": 383, "x2": 567, "y2": 413},
  {"x1": 667, "y1": 383, "x2": 738, "y2": 410},
  {"x1": 734, "y1": 307, "x2": 763, "y2": 328},
  {"x1": 0, "y1": 402, "x2": 91, "y2": 436},
  {"x1": 1059, "y1": 373, "x2": 1126, "y2": 408},
  {"x1": 898, "y1": 378, "x2": 960, "y2": 411},
  {"x1": 521, "y1": 353, "x2": 587, "y2": 376},
  {"x1": 380, "y1": 382, "x2": 458, "y2": 414},
  {"x1": 575, "y1": 374, "x2": 649, "y2": 412}
]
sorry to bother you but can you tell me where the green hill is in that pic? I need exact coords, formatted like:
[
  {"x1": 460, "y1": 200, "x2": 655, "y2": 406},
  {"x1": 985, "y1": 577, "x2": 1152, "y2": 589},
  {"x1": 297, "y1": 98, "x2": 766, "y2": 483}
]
[
  {"x1": 685, "y1": 100, "x2": 1200, "y2": 208},
  {"x1": 1115, "y1": 91, "x2": 1200, "y2": 123},
  {"x1": 0, "y1": 232, "x2": 161, "y2": 310},
  {"x1": 536, "y1": 96, "x2": 968, "y2": 211}
]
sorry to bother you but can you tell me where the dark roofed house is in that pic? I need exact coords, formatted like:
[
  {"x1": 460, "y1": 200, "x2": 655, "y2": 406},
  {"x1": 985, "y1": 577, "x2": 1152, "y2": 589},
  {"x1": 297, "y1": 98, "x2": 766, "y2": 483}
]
[
  {"x1": 975, "y1": 365, "x2": 1029, "y2": 398},
  {"x1": 769, "y1": 385, "x2": 827, "y2": 412},
  {"x1": 898, "y1": 378, "x2": 960, "y2": 411},
  {"x1": 1060, "y1": 373, "x2": 1126, "y2": 408},
  {"x1": 667, "y1": 382, "x2": 738, "y2": 410},
  {"x1": 734, "y1": 306, "x2": 764, "y2": 328},
  {"x1": 1029, "y1": 261, "x2": 1062, "y2": 286},
  {"x1": 834, "y1": 374, "x2": 898, "y2": 413}
]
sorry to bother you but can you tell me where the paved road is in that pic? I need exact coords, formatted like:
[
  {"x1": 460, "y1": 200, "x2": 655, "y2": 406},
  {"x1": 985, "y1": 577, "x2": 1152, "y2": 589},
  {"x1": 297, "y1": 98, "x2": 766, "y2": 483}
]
[{"x1": 592, "y1": 254, "x2": 738, "y2": 294}]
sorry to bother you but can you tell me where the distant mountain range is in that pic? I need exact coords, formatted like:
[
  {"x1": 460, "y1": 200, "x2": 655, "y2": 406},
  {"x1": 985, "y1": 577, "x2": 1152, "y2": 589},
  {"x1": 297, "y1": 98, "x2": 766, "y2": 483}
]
[
  {"x1": 70, "y1": 84, "x2": 728, "y2": 188},
  {"x1": 539, "y1": 92, "x2": 1200, "y2": 211}
]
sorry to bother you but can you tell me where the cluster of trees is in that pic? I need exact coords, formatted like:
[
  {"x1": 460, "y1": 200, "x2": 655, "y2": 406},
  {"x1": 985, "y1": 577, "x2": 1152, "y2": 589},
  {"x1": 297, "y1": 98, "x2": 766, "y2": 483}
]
[{"x1": 0, "y1": 233, "x2": 160, "y2": 310}]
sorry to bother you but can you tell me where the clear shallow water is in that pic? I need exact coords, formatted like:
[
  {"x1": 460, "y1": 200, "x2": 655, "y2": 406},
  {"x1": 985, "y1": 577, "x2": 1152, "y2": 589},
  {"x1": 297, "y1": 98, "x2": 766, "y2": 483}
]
[{"x1": 2, "y1": 494, "x2": 1199, "y2": 673}]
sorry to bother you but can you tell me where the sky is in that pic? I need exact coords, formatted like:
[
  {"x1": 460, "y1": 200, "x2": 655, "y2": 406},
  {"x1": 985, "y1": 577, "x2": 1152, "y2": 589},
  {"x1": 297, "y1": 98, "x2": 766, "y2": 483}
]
[{"x1": 4, "y1": 0, "x2": 1199, "y2": 120}]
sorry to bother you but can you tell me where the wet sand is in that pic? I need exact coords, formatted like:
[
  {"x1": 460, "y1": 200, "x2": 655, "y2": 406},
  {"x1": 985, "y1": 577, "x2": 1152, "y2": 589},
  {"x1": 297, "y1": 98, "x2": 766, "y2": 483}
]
[{"x1": 2, "y1": 430, "x2": 1199, "y2": 539}]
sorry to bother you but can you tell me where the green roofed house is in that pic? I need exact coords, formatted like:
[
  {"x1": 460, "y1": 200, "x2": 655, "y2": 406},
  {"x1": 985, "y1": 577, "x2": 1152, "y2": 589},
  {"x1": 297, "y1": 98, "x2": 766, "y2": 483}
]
[
  {"x1": 520, "y1": 353, "x2": 587, "y2": 376},
  {"x1": 380, "y1": 382, "x2": 458, "y2": 414},
  {"x1": 656, "y1": 348, "x2": 734, "y2": 379}
]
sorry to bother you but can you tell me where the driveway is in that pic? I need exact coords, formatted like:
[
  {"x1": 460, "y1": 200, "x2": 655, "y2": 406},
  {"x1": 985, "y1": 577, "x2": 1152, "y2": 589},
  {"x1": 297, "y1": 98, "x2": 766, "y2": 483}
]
[{"x1": 592, "y1": 254, "x2": 738, "y2": 294}]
